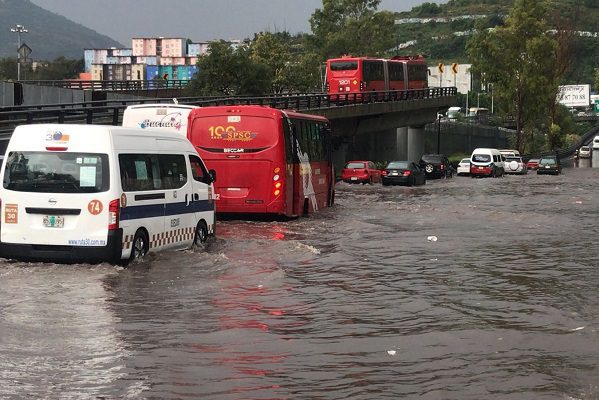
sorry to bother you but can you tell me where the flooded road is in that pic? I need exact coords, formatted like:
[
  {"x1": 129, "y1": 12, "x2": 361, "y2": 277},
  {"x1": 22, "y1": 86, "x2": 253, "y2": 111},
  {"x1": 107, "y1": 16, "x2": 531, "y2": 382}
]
[{"x1": 2, "y1": 165, "x2": 599, "y2": 399}]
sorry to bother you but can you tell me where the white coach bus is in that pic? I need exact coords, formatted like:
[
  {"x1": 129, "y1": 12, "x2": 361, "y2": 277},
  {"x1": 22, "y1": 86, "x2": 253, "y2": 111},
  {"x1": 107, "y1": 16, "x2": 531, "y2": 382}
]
[{"x1": 122, "y1": 103, "x2": 198, "y2": 134}]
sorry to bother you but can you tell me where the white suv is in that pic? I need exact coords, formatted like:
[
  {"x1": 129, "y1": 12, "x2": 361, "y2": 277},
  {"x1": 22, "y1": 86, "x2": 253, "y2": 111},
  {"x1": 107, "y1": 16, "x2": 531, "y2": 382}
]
[{"x1": 504, "y1": 156, "x2": 527, "y2": 175}]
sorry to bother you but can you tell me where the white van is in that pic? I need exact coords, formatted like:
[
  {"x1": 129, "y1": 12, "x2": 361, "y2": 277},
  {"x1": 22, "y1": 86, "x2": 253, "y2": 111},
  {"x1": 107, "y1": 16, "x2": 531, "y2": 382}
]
[
  {"x1": 469, "y1": 148, "x2": 505, "y2": 177},
  {"x1": 0, "y1": 124, "x2": 216, "y2": 264},
  {"x1": 122, "y1": 104, "x2": 198, "y2": 134},
  {"x1": 446, "y1": 106, "x2": 462, "y2": 120},
  {"x1": 499, "y1": 149, "x2": 521, "y2": 158},
  {"x1": 593, "y1": 135, "x2": 599, "y2": 150}
]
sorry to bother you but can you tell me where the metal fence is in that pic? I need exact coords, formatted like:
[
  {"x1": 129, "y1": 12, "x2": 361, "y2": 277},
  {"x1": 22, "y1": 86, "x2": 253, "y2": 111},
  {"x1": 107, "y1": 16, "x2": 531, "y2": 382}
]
[
  {"x1": 19, "y1": 80, "x2": 190, "y2": 91},
  {"x1": 0, "y1": 87, "x2": 458, "y2": 137}
]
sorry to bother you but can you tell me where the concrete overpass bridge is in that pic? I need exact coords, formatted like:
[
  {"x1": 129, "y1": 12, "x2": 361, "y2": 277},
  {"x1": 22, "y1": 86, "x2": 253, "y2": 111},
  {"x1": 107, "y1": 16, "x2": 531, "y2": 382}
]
[{"x1": 0, "y1": 80, "x2": 458, "y2": 165}]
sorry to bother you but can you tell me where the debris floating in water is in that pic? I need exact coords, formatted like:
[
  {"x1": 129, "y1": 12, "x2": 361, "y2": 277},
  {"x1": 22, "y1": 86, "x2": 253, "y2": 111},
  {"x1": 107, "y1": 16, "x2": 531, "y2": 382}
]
[
  {"x1": 387, "y1": 350, "x2": 397, "y2": 356},
  {"x1": 427, "y1": 236, "x2": 438, "y2": 242}
]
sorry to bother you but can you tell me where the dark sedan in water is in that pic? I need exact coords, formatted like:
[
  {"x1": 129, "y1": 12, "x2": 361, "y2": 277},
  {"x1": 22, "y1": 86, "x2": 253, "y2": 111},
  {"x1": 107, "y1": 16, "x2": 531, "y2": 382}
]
[
  {"x1": 537, "y1": 155, "x2": 562, "y2": 175},
  {"x1": 381, "y1": 161, "x2": 426, "y2": 186}
]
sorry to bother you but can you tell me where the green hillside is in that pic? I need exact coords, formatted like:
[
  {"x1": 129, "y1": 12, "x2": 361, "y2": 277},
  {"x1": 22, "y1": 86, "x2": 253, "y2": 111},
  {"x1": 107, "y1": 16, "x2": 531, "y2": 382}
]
[
  {"x1": 0, "y1": 0, "x2": 123, "y2": 61},
  {"x1": 394, "y1": 0, "x2": 599, "y2": 84}
]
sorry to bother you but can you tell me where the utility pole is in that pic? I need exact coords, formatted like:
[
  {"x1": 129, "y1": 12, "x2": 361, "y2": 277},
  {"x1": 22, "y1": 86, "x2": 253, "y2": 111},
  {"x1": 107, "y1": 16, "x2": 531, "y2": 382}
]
[{"x1": 10, "y1": 24, "x2": 28, "y2": 81}]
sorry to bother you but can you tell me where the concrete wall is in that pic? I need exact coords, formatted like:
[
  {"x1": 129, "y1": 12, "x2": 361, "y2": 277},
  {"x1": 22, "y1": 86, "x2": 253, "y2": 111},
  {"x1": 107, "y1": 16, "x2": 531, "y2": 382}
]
[
  {"x1": 21, "y1": 85, "x2": 87, "y2": 106},
  {"x1": 424, "y1": 121, "x2": 515, "y2": 155},
  {"x1": 0, "y1": 82, "x2": 15, "y2": 106}
]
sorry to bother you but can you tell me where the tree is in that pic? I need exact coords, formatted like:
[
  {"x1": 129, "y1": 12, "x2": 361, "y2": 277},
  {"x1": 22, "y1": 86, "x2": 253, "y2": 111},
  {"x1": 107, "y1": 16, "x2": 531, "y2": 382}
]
[
  {"x1": 0, "y1": 58, "x2": 17, "y2": 80},
  {"x1": 595, "y1": 68, "x2": 599, "y2": 94},
  {"x1": 30, "y1": 57, "x2": 84, "y2": 80},
  {"x1": 309, "y1": 0, "x2": 396, "y2": 58},
  {"x1": 466, "y1": 0, "x2": 563, "y2": 153},
  {"x1": 250, "y1": 32, "x2": 324, "y2": 94},
  {"x1": 186, "y1": 41, "x2": 271, "y2": 97}
]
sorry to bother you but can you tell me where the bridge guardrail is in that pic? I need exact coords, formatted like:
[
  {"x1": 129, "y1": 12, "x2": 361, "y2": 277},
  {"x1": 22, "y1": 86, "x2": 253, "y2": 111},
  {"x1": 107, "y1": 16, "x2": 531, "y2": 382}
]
[{"x1": 0, "y1": 88, "x2": 457, "y2": 137}]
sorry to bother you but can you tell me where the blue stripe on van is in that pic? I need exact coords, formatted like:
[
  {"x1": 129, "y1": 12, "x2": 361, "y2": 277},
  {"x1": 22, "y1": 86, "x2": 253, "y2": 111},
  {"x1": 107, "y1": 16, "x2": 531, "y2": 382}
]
[{"x1": 120, "y1": 200, "x2": 214, "y2": 221}]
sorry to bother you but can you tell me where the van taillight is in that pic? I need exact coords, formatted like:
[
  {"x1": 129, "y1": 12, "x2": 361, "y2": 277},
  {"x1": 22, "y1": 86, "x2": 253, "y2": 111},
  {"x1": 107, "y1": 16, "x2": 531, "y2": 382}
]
[{"x1": 108, "y1": 199, "x2": 120, "y2": 230}]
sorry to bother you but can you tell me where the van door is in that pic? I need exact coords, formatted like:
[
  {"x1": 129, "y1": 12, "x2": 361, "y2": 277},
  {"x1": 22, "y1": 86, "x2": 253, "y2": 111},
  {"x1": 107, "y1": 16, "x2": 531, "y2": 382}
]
[
  {"x1": 160, "y1": 153, "x2": 195, "y2": 250},
  {"x1": 189, "y1": 154, "x2": 215, "y2": 240},
  {"x1": 119, "y1": 154, "x2": 166, "y2": 253},
  {"x1": 1, "y1": 150, "x2": 111, "y2": 248}
]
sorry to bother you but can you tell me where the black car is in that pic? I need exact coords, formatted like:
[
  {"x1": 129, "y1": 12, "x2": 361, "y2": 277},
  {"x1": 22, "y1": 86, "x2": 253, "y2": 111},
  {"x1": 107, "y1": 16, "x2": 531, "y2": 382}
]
[
  {"x1": 419, "y1": 154, "x2": 454, "y2": 179},
  {"x1": 381, "y1": 161, "x2": 426, "y2": 186},
  {"x1": 537, "y1": 155, "x2": 562, "y2": 175}
]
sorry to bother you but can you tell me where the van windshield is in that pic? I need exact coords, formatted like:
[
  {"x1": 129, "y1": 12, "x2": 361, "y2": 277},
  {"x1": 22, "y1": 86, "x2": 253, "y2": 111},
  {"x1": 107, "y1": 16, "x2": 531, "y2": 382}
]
[{"x1": 3, "y1": 151, "x2": 109, "y2": 193}]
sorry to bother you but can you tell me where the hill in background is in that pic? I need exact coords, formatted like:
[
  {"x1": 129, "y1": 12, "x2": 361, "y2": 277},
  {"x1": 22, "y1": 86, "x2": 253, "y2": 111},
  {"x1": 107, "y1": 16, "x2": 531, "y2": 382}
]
[
  {"x1": 395, "y1": 0, "x2": 599, "y2": 84},
  {"x1": 0, "y1": 0, "x2": 122, "y2": 61}
]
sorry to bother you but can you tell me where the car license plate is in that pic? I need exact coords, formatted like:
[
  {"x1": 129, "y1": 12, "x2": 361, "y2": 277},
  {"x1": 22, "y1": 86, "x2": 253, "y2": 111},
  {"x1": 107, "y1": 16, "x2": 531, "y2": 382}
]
[
  {"x1": 351, "y1": 177, "x2": 358, "y2": 180},
  {"x1": 545, "y1": 166, "x2": 551, "y2": 169},
  {"x1": 478, "y1": 166, "x2": 484, "y2": 169},
  {"x1": 391, "y1": 172, "x2": 398, "y2": 176},
  {"x1": 43, "y1": 215, "x2": 64, "y2": 228}
]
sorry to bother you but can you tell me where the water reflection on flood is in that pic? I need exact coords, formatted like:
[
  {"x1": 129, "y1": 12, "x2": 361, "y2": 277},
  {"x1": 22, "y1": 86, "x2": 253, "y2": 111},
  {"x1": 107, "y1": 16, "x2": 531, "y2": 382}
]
[{"x1": 2, "y1": 167, "x2": 599, "y2": 399}]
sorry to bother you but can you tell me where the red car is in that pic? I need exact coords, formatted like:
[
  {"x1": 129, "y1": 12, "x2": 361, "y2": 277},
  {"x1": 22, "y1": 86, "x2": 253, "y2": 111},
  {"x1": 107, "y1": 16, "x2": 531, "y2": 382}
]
[
  {"x1": 340, "y1": 161, "x2": 381, "y2": 184},
  {"x1": 526, "y1": 158, "x2": 540, "y2": 170}
]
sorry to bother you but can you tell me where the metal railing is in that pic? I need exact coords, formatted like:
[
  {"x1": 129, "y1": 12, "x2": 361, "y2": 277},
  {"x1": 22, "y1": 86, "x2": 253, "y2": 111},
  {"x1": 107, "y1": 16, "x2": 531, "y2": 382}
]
[
  {"x1": 0, "y1": 87, "x2": 458, "y2": 138},
  {"x1": 18, "y1": 79, "x2": 190, "y2": 91}
]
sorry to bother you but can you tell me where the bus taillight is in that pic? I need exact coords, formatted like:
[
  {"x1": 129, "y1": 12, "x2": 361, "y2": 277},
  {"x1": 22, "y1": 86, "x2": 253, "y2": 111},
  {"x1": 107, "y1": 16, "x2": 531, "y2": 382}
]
[
  {"x1": 273, "y1": 168, "x2": 283, "y2": 197},
  {"x1": 108, "y1": 199, "x2": 120, "y2": 231},
  {"x1": 360, "y1": 81, "x2": 365, "y2": 91}
]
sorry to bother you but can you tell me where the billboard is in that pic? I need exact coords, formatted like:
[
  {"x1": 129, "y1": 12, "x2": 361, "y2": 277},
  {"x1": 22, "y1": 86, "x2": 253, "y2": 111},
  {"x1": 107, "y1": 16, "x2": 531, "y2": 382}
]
[{"x1": 557, "y1": 84, "x2": 590, "y2": 107}]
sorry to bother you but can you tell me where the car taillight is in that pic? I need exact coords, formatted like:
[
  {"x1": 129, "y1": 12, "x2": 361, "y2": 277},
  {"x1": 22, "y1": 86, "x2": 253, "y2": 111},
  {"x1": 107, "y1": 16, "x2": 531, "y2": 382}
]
[
  {"x1": 273, "y1": 167, "x2": 283, "y2": 197},
  {"x1": 440, "y1": 164, "x2": 445, "y2": 170},
  {"x1": 403, "y1": 171, "x2": 412, "y2": 176},
  {"x1": 108, "y1": 199, "x2": 120, "y2": 231},
  {"x1": 382, "y1": 170, "x2": 388, "y2": 176}
]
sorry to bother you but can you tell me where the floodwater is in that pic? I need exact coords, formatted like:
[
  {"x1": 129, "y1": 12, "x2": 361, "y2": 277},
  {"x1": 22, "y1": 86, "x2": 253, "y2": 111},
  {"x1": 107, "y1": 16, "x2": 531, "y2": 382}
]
[{"x1": 2, "y1": 162, "x2": 599, "y2": 400}]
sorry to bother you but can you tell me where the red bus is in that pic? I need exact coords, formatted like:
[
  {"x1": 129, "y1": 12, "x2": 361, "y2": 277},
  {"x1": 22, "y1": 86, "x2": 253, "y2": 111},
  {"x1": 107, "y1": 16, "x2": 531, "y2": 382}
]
[
  {"x1": 326, "y1": 55, "x2": 428, "y2": 95},
  {"x1": 187, "y1": 105, "x2": 334, "y2": 217}
]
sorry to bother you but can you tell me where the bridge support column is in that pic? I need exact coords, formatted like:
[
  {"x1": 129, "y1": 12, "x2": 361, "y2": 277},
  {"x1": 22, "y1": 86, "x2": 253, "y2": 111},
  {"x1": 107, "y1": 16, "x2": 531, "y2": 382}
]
[
  {"x1": 397, "y1": 127, "x2": 408, "y2": 160},
  {"x1": 371, "y1": 127, "x2": 408, "y2": 162},
  {"x1": 408, "y1": 126, "x2": 425, "y2": 162}
]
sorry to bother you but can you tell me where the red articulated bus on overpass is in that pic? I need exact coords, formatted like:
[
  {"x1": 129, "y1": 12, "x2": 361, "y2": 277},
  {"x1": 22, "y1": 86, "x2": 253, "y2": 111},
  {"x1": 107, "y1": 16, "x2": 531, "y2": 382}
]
[
  {"x1": 187, "y1": 105, "x2": 335, "y2": 217},
  {"x1": 326, "y1": 55, "x2": 429, "y2": 95}
]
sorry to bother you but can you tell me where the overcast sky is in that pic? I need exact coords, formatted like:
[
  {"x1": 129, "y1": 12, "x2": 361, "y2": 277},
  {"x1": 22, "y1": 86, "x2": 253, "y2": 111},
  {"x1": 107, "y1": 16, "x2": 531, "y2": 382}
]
[{"x1": 30, "y1": 0, "x2": 447, "y2": 45}]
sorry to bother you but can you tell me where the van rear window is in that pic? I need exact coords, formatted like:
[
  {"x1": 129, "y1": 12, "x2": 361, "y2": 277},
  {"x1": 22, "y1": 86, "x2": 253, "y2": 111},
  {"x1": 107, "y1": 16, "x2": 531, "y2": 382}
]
[
  {"x1": 472, "y1": 154, "x2": 491, "y2": 163},
  {"x1": 3, "y1": 151, "x2": 109, "y2": 193}
]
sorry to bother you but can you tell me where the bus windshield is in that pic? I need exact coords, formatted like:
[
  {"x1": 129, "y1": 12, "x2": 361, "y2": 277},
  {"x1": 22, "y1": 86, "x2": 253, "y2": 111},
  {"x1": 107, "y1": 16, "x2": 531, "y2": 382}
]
[
  {"x1": 330, "y1": 61, "x2": 358, "y2": 71},
  {"x1": 3, "y1": 151, "x2": 109, "y2": 193},
  {"x1": 190, "y1": 115, "x2": 279, "y2": 153}
]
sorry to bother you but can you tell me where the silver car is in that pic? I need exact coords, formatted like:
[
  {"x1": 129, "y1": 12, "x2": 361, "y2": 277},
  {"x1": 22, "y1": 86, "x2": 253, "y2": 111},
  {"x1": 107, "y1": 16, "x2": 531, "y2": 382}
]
[{"x1": 504, "y1": 156, "x2": 527, "y2": 175}]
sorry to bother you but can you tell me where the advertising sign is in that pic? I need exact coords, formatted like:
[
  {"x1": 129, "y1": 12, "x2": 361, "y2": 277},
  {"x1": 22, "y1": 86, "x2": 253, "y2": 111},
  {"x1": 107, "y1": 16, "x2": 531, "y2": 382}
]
[{"x1": 557, "y1": 84, "x2": 590, "y2": 107}]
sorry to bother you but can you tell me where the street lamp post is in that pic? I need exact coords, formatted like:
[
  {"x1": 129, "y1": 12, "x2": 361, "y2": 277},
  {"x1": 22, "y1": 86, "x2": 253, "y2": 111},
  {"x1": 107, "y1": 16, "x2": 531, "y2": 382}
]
[{"x1": 10, "y1": 24, "x2": 28, "y2": 81}]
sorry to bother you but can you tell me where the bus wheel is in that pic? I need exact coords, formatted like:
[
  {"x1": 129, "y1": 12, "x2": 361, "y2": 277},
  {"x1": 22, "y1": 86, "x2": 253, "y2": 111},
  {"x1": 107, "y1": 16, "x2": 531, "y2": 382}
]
[
  {"x1": 194, "y1": 220, "x2": 208, "y2": 245},
  {"x1": 130, "y1": 229, "x2": 149, "y2": 262}
]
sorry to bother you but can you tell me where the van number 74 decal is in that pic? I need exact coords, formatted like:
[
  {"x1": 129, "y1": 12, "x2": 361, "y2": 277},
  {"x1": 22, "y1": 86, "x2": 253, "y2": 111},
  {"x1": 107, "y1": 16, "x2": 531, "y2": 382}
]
[{"x1": 88, "y1": 200, "x2": 103, "y2": 215}]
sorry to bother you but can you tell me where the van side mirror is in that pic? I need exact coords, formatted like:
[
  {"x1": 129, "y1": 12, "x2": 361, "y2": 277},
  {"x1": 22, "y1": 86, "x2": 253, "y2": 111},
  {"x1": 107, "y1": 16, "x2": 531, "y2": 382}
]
[{"x1": 208, "y1": 169, "x2": 216, "y2": 183}]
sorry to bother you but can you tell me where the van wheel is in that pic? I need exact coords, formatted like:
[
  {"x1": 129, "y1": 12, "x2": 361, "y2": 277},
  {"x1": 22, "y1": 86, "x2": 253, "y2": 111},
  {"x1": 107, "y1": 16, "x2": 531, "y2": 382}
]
[
  {"x1": 130, "y1": 230, "x2": 149, "y2": 262},
  {"x1": 194, "y1": 220, "x2": 208, "y2": 245}
]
